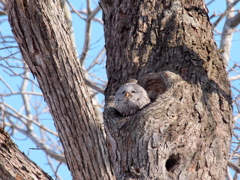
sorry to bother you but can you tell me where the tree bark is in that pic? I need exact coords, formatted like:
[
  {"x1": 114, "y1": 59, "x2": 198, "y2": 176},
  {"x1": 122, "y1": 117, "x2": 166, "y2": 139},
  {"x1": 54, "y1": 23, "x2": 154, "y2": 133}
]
[
  {"x1": 102, "y1": 0, "x2": 233, "y2": 179},
  {"x1": 6, "y1": 1, "x2": 114, "y2": 179},
  {"x1": 0, "y1": 127, "x2": 53, "y2": 180}
]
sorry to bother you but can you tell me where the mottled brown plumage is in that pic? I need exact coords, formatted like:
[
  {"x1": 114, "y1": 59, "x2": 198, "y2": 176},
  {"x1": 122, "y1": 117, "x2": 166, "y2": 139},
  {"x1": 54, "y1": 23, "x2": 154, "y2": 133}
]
[{"x1": 114, "y1": 79, "x2": 150, "y2": 116}]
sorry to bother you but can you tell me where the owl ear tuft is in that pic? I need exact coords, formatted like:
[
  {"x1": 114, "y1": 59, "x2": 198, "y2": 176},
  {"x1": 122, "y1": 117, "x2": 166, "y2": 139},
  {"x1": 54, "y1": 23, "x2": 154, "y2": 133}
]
[{"x1": 127, "y1": 79, "x2": 138, "y2": 84}]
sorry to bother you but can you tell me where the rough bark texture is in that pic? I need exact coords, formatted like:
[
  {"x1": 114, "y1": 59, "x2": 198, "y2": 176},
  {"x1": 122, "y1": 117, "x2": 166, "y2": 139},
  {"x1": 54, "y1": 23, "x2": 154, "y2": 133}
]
[
  {"x1": 102, "y1": 0, "x2": 233, "y2": 179},
  {"x1": 6, "y1": 1, "x2": 114, "y2": 179},
  {"x1": 0, "y1": 127, "x2": 53, "y2": 180}
]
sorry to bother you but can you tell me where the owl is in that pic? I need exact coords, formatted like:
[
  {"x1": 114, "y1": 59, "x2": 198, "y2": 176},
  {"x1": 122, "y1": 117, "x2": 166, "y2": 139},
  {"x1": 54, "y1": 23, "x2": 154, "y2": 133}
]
[{"x1": 114, "y1": 79, "x2": 150, "y2": 116}]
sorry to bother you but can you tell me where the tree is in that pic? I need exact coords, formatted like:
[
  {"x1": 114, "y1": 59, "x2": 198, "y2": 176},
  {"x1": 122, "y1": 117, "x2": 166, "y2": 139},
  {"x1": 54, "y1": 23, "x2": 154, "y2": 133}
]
[
  {"x1": 1, "y1": 0, "x2": 238, "y2": 179},
  {"x1": 102, "y1": 0, "x2": 233, "y2": 179},
  {"x1": 6, "y1": 0, "x2": 114, "y2": 179}
]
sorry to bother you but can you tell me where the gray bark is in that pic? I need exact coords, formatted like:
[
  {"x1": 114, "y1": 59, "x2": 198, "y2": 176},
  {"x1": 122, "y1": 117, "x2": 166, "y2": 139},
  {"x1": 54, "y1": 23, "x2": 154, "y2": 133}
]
[
  {"x1": 102, "y1": 0, "x2": 233, "y2": 179},
  {"x1": 6, "y1": 1, "x2": 114, "y2": 179},
  {"x1": 0, "y1": 127, "x2": 53, "y2": 180}
]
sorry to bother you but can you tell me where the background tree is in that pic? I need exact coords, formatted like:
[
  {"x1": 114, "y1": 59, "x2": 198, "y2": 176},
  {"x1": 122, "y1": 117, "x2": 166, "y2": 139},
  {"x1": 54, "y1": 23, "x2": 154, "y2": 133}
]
[{"x1": 0, "y1": 0, "x2": 240, "y2": 179}]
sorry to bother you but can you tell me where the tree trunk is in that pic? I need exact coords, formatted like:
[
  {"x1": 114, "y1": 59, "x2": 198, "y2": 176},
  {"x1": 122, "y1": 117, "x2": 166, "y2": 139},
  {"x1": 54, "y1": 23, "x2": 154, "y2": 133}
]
[
  {"x1": 101, "y1": 0, "x2": 233, "y2": 179},
  {"x1": 6, "y1": 1, "x2": 114, "y2": 179},
  {"x1": 0, "y1": 127, "x2": 53, "y2": 180}
]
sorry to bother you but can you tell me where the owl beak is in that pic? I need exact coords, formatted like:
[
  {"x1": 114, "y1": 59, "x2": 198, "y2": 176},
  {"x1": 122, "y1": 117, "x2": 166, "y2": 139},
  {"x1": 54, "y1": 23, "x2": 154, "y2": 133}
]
[{"x1": 125, "y1": 92, "x2": 130, "y2": 98}]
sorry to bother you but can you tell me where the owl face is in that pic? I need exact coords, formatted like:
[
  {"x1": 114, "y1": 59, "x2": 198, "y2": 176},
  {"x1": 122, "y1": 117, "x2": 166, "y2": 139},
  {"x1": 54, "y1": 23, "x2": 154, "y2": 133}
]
[
  {"x1": 115, "y1": 84, "x2": 139, "y2": 102},
  {"x1": 114, "y1": 83, "x2": 150, "y2": 116}
]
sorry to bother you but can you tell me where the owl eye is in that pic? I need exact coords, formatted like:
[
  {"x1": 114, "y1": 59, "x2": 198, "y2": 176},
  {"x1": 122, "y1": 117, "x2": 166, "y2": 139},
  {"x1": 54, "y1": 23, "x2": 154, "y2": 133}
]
[{"x1": 131, "y1": 90, "x2": 136, "y2": 93}]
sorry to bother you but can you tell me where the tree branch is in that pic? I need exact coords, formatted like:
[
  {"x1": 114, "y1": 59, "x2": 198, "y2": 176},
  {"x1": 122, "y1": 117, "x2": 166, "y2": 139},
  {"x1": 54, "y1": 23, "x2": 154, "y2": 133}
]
[
  {"x1": 228, "y1": 161, "x2": 240, "y2": 173},
  {"x1": 0, "y1": 127, "x2": 53, "y2": 180},
  {"x1": 6, "y1": 0, "x2": 114, "y2": 179},
  {"x1": 212, "y1": 0, "x2": 240, "y2": 29},
  {"x1": 219, "y1": 0, "x2": 235, "y2": 65}
]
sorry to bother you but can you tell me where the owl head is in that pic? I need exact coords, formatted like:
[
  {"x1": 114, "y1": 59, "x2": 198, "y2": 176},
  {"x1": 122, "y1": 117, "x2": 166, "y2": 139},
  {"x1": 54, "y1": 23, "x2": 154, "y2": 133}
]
[{"x1": 114, "y1": 79, "x2": 150, "y2": 116}]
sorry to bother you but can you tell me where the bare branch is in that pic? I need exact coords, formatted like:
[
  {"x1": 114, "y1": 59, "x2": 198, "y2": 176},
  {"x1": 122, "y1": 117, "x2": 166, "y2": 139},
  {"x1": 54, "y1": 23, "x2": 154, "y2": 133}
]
[
  {"x1": 219, "y1": 0, "x2": 235, "y2": 65},
  {"x1": 206, "y1": 0, "x2": 216, "y2": 6},
  {"x1": 0, "y1": 76, "x2": 14, "y2": 93},
  {"x1": 230, "y1": 11, "x2": 240, "y2": 27},
  {"x1": 233, "y1": 113, "x2": 240, "y2": 122},
  {"x1": 61, "y1": 0, "x2": 77, "y2": 54},
  {"x1": 0, "y1": 103, "x2": 58, "y2": 136},
  {"x1": 228, "y1": 161, "x2": 240, "y2": 173},
  {"x1": 212, "y1": 0, "x2": 240, "y2": 29},
  {"x1": 229, "y1": 75, "x2": 240, "y2": 81},
  {"x1": 86, "y1": 47, "x2": 105, "y2": 71},
  {"x1": 85, "y1": 78, "x2": 104, "y2": 94},
  {"x1": 227, "y1": 167, "x2": 233, "y2": 180},
  {"x1": 79, "y1": 0, "x2": 92, "y2": 65},
  {"x1": 66, "y1": 0, "x2": 86, "y2": 20}
]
